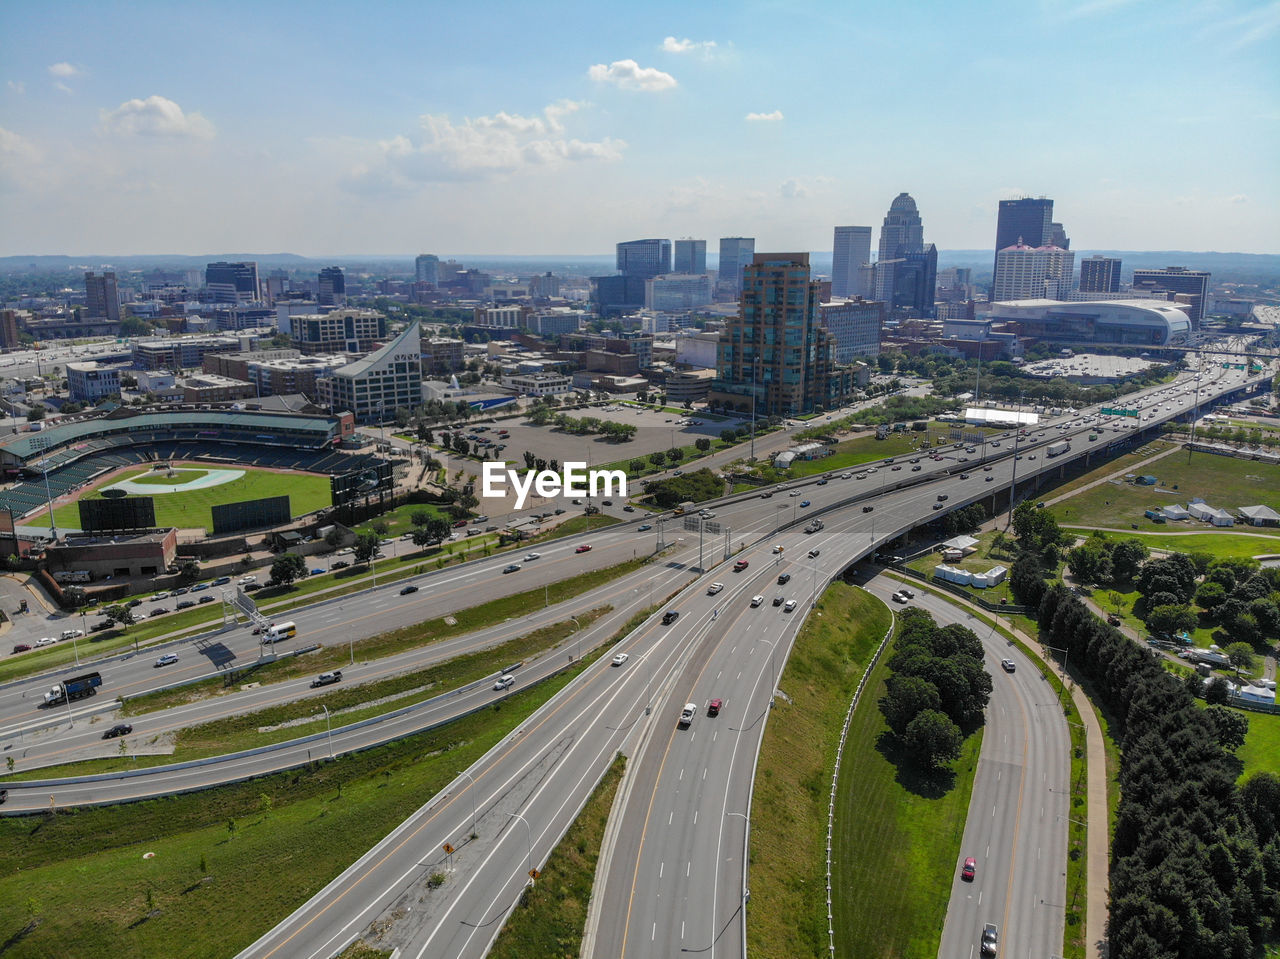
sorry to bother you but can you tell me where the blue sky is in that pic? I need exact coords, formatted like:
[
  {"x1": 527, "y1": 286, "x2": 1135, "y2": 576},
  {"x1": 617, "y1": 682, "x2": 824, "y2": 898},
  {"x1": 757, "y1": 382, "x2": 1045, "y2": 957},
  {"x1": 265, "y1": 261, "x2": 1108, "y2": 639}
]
[{"x1": 2, "y1": 0, "x2": 1277, "y2": 256}]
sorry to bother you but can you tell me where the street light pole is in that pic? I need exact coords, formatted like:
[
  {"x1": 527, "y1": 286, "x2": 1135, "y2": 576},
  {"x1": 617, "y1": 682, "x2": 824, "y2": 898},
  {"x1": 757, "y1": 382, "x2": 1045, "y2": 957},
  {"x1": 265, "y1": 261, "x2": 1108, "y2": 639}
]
[
  {"x1": 321, "y1": 704, "x2": 334, "y2": 760},
  {"x1": 511, "y1": 812, "x2": 534, "y2": 881},
  {"x1": 458, "y1": 769, "x2": 479, "y2": 838}
]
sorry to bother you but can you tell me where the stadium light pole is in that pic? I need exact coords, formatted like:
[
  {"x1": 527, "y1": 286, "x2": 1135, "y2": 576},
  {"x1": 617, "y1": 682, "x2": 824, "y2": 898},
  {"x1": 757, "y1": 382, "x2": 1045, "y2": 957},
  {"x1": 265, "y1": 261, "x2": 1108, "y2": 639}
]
[{"x1": 31, "y1": 435, "x2": 58, "y2": 541}]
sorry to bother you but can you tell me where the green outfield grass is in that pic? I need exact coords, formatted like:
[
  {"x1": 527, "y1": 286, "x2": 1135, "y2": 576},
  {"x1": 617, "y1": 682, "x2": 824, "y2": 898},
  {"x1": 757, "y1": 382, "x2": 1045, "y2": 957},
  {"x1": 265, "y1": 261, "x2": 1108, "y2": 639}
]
[{"x1": 52, "y1": 465, "x2": 332, "y2": 532}]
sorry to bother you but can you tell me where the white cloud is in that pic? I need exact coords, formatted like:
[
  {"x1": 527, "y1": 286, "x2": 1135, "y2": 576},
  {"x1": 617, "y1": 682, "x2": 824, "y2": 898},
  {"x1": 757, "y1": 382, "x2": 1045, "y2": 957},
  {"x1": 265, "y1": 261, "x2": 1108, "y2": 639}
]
[
  {"x1": 780, "y1": 178, "x2": 808, "y2": 199},
  {"x1": 0, "y1": 125, "x2": 43, "y2": 192},
  {"x1": 47, "y1": 62, "x2": 83, "y2": 79},
  {"x1": 1229, "y1": 194, "x2": 1249, "y2": 204},
  {"x1": 98, "y1": 96, "x2": 215, "y2": 139},
  {"x1": 588, "y1": 59, "x2": 677, "y2": 92},
  {"x1": 662, "y1": 36, "x2": 717, "y2": 54},
  {"x1": 7, "y1": 80, "x2": 25, "y2": 94},
  {"x1": 343, "y1": 100, "x2": 625, "y2": 190},
  {"x1": 1224, "y1": 0, "x2": 1280, "y2": 51},
  {"x1": 745, "y1": 110, "x2": 784, "y2": 122}
]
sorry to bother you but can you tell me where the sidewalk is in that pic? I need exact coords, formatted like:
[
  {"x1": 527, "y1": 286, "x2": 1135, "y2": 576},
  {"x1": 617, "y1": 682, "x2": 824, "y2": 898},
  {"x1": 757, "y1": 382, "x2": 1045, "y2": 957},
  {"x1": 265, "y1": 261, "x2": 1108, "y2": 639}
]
[{"x1": 888, "y1": 571, "x2": 1110, "y2": 958}]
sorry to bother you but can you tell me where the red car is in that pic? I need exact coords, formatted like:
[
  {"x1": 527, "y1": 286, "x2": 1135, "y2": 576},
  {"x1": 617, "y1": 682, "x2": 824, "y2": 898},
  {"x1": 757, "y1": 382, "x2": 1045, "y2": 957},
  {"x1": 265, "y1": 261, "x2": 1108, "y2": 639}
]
[
  {"x1": 961, "y1": 857, "x2": 976, "y2": 882},
  {"x1": 733, "y1": 560, "x2": 749, "y2": 572},
  {"x1": 707, "y1": 698, "x2": 722, "y2": 716},
  {"x1": 11, "y1": 644, "x2": 31, "y2": 654},
  {"x1": 452, "y1": 519, "x2": 468, "y2": 529},
  {"x1": 575, "y1": 544, "x2": 592, "y2": 553}
]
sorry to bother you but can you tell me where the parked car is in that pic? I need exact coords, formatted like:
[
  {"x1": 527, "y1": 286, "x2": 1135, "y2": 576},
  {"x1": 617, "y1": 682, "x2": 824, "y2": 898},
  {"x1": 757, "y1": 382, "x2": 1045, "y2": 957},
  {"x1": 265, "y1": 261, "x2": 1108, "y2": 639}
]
[
  {"x1": 176, "y1": 600, "x2": 196, "y2": 610},
  {"x1": 310, "y1": 568, "x2": 325, "y2": 576},
  {"x1": 198, "y1": 596, "x2": 215, "y2": 604},
  {"x1": 11, "y1": 644, "x2": 31, "y2": 654},
  {"x1": 332, "y1": 560, "x2": 350, "y2": 569}
]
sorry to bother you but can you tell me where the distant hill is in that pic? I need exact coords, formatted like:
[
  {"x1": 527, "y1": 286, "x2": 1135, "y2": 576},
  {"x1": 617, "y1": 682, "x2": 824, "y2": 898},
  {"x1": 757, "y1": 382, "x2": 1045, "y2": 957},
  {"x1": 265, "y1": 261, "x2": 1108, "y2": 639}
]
[{"x1": 2, "y1": 250, "x2": 1276, "y2": 284}]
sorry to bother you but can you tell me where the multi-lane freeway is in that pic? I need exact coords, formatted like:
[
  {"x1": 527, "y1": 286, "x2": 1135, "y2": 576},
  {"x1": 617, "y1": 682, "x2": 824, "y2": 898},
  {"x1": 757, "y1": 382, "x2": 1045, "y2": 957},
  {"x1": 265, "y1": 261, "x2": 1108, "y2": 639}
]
[{"x1": 0, "y1": 353, "x2": 1270, "y2": 958}]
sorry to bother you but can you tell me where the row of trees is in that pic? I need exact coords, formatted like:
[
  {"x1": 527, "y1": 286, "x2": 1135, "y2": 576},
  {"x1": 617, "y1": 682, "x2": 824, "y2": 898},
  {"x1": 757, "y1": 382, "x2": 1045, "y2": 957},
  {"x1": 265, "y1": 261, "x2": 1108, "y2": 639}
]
[
  {"x1": 642, "y1": 468, "x2": 722, "y2": 509},
  {"x1": 878, "y1": 607, "x2": 992, "y2": 769},
  {"x1": 1036, "y1": 585, "x2": 1280, "y2": 958}
]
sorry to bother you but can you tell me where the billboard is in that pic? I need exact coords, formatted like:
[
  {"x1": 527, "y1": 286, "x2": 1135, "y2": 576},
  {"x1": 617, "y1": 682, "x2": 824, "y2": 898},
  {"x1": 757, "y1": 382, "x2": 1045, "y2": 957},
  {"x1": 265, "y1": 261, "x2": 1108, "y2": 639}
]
[
  {"x1": 211, "y1": 495, "x2": 291, "y2": 534},
  {"x1": 79, "y1": 496, "x2": 157, "y2": 533},
  {"x1": 330, "y1": 459, "x2": 393, "y2": 506}
]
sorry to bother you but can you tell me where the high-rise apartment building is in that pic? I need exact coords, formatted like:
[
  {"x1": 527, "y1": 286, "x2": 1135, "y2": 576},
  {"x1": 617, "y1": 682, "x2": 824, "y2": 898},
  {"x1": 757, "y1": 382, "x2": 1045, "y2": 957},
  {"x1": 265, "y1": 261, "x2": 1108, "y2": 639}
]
[
  {"x1": 205, "y1": 261, "x2": 260, "y2": 304},
  {"x1": 673, "y1": 239, "x2": 707, "y2": 275},
  {"x1": 1079, "y1": 256, "x2": 1121, "y2": 294},
  {"x1": 319, "y1": 322, "x2": 423, "y2": 423},
  {"x1": 84, "y1": 271, "x2": 121, "y2": 322},
  {"x1": 717, "y1": 237, "x2": 755, "y2": 298},
  {"x1": 317, "y1": 266, "x2": 346, "y2": 306},
  {"x1": 415, "y1": 254, "x2": 440, "y2": 286},
  {"x1": 992, "y1": 243, "x2": 1075, "y2": 302},
  {"x1": 819, "y1": 298, "x2": 884, "y2": 362},
  {"x1": 710, "y1": 253, "x2": 847, "y2": 417},
  {"x1": 1130, "y1": 266, "x2": 1210, "y2": 326},
  {"x1": 0, "y1": 310, "x2": 20, "y2": 350},
  {"x1": 831, "y1": 226, "x2": 873, "y2": 298},
  {"x1": 1047, "y1": 222, "x2": 1070, "y2": 249},
  {"x1": 616, "y1": 239, "x2": 672, "y2": 279},
  {"x1": 875, "y1": 194, "x2": 924, "y2": 302}
]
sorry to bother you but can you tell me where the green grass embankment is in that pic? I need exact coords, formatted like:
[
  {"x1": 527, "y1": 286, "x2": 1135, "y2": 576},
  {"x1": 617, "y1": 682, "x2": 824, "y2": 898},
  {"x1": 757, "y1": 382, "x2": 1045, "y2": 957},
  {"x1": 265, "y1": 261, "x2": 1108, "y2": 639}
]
[{"x1": 746, "y1": 583, "x2": 890, "y2": 957}]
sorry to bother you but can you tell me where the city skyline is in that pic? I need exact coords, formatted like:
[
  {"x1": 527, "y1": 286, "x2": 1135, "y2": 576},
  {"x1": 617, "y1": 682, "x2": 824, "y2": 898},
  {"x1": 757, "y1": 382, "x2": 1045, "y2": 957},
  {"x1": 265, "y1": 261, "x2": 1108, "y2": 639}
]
[{"x1": 2, "y1": 0, "x2": 1278, "y2": 257}]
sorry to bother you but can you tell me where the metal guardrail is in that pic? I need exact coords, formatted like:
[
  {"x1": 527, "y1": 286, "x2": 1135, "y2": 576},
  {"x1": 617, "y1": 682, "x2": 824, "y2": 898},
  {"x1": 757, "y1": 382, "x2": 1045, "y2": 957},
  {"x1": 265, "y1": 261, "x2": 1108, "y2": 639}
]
[{"x1": 825, "y1": 609, "x2": 896, "y2": 956}]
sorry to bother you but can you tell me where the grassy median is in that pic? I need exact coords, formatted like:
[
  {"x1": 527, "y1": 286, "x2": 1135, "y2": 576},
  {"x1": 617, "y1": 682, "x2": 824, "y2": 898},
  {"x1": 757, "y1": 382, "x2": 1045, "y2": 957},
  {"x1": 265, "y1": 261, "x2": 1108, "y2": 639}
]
[
  {"x1": 0, "y1": 663, "x2": 588, "y2": 959},
  {"x1": 746, "y1": 582, "x2": 891, "y2": 957}
]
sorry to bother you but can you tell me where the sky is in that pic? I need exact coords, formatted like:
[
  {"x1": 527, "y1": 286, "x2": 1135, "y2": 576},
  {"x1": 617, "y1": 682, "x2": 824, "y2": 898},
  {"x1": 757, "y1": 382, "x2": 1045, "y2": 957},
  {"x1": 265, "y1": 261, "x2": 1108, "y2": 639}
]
[{"x1": 2, "y1": 0, "x2": 1278, "y2": 257}]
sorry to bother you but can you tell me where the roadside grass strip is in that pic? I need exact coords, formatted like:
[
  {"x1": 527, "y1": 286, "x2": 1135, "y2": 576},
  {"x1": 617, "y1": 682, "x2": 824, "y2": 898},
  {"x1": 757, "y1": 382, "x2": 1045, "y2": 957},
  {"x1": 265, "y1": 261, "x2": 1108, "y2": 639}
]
[{"x1": 745, "y1": 582, "x2": 891, "y2": 957}]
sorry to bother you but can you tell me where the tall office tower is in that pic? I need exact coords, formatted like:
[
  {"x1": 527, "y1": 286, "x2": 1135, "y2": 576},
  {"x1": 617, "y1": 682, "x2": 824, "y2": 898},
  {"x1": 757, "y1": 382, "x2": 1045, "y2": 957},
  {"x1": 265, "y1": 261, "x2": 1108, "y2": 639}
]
[
  {"x1": 415, "y1": 254, "x2": 440, "y2": 286},
  {"x1": 205, "y1": 261, "x2": 260, "y2": 304},
  {"x1": 0, "y1": 309, "x2": 22, "y2": 349},
  {"x1": 84, "y1": 271, "x2": 120, "y2": 321},
  {"x1": 992, "y1": 242, "x2": 1075, "y2": 301},
  {"x1": 673, "y1": 239, "x2": 707, "y2": 275},
  {"x1": 875, "y1": 194, "x2": 924, "y2": 302},
  {"x1": 892, "y1": 244, "x2": 938, "y2": 317},
  {"x1": 994, "y1": 197, "x2": 1054, "y2": 253},
  {"x1": 831, "y1": 226, "x2": 873, "y2": 298},
  {"x1": 819, "y1": 297, "x2": 884, "y2": 362},
  {"x1": 1079, "y1": 256, "x2": 1121, "y2": 294},
  {"x1": 717, "y1": 237, "x2": 755, "y2": 298},
  {"x1": 317, "y1": 266, "x2": 346, "y2": 306},
  {"x1": 711, "y1": 253, "x2": 837, "y2": 417},
  {"x1": 1131, "y1": 266, "x2": 1211, "y2": 326},
  {"x1": 616, "y1": 239, "x2": 672, "y2": 279},
  {"x1": 1048, "y1": 222, "x2": 1070, "y2": 249}
]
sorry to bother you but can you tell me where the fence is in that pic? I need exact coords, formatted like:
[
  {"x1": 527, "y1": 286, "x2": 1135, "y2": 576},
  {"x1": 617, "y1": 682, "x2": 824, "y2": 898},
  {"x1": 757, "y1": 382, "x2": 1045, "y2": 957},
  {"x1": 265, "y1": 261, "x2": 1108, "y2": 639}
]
[{"x1": 825, "y1": 611, "x2": 896, "y2": 957}]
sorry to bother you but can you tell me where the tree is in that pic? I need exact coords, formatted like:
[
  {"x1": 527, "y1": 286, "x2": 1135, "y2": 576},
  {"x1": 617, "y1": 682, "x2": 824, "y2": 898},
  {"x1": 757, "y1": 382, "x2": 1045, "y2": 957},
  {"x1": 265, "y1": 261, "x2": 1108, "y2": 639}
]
[
  {"x1": 62, "y1": 585, "x2": 87, "y2": 609},
  {"x1": 1145, "y1": 603, "x2": 1197, "y2": 636},
  {"x1": 324, "y1": 527, "x2": 345, "y2": 549},
  {"x1": 104, "y1": 604, "x2": 135, "y2": 628},
  {"x1": 1111, "y1": 539, "x2": 1149, "y2": 581},
  {"x1": 410, "y1": 510, "x2": 432, "y2": 527},
  {"x1": 903, "y1": 709, "x2": 963, "y2": 769},
  {"x1": 353, "y1": 531, "x2": 380, "y2": 565},
  {"x1": 648, "y1": 451, "x2": 666, "y2": 467},
  {"x1": 177, "y1": 560, "x2": 201, "y2": 583},
  {"x1": 1010, "y1": 553, "x2": 1048, "y2": 608},
  {"x1": 371, "y1": 519, "x2": 390, "y2": 537},
  {"x1": 880, "y1": 675, "x2": 942, "y2": 736},
  {"x1": 629, "y1": 458, "x2": 645, "y2": 473},
  {"x1": 720, "y1": 428, "x2": 737, "y2": 444},
  {"x1": 27, "y1": 404, "x2": 46, "y2": 422},
  {"x1": 1204, "y1": 705, "x2": 1249, "y2": 752},
  {"x1": 1226, "y1": 642, "x2": 1257, "y2": 675},
  {"x1": 1204, "y1": 676, "x2": 1231, "y2": 706},
  {"x1": 424, "y1": 517, "x2": 451, "y2": 542},
  {"x1": 270, "y1": 553, "x2": 307, "y2": 587},
  {"x1": 694, "y1": 437, "x2": 711, "y2": 453},
  {"x1": 1195, "y1": 580, "x2": 1228, "y2": 611},
  {"x1": 410, "y1": 526, "x2": 437, "y2": 548}
]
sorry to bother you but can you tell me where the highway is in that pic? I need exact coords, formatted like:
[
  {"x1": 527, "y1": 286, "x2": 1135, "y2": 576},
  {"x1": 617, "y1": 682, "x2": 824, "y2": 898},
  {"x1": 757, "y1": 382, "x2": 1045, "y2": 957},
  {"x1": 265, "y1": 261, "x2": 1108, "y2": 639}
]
[
  {"x1": 0, "y1": 352, "x2": 1268, "y2": 958},
  {"x1": 863, "y1": 579, "x2": 1069, "y2": 959}
]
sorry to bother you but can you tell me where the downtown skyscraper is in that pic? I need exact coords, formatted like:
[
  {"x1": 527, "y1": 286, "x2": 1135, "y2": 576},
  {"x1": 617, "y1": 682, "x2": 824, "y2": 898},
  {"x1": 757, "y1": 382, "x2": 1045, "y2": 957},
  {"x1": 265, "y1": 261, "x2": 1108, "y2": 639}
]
[
  {"x1": 717, "y1": 237, "x2": 755, "y2": 298},
  {"x1": 874, "y1": 194, "x2": 924, "y2": 303},
  {"x1": 831, "y1": 226, "x2": 873, "y2": 299}
]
